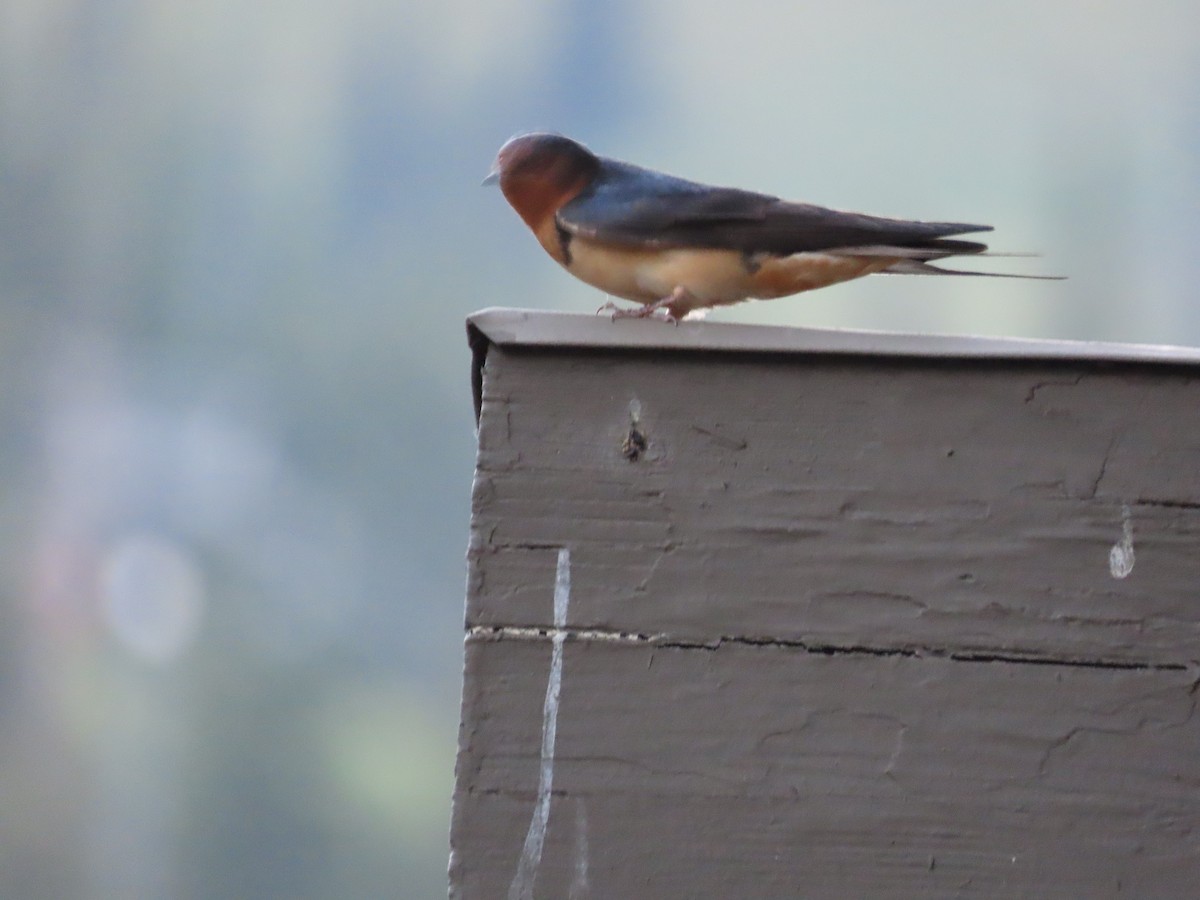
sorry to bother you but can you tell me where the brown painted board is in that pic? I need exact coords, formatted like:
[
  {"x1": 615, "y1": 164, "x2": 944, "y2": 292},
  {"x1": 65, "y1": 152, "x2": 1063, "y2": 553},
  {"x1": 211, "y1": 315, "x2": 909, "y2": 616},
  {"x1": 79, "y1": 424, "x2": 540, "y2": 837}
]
[{"x1": 452, "y1": 309, "x2": 1200, "y2": 899}]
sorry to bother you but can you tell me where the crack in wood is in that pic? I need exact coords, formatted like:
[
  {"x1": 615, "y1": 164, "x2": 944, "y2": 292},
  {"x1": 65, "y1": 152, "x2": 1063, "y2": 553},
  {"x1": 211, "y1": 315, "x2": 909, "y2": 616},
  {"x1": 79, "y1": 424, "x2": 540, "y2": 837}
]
[
  {"x1": 466, "y1": 626, "x2": 1187, "y2": 672},
  {"x1": 1135, "y1": 497, "x2": 1200, "y2": 510},
  {"x1": 1086, "y1": 432, "x2": 1120, "y2": 498},
  {"x1": 1023, "y1": 373, "x2": 1086, "y2": 403}
]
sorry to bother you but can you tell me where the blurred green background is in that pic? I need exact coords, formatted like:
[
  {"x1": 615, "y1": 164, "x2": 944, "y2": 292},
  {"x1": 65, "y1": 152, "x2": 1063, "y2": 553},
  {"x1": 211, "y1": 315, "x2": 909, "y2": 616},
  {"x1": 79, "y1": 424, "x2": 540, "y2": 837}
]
[{"x1": 1, "y1": 1, "x2": 1197, "y2": 897}]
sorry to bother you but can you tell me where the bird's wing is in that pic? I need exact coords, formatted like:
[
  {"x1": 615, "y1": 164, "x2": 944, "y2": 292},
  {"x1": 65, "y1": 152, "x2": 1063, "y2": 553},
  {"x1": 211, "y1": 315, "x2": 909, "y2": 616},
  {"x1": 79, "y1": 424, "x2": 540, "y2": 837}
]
[{"x1": 557, "y1": 159, "x2": 993, "y2": 256}]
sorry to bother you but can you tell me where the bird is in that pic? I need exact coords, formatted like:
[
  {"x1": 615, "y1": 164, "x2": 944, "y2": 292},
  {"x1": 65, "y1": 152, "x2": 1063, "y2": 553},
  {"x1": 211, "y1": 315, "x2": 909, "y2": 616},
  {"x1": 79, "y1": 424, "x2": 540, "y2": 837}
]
[{"x1": 484, "y1": 133, "x2": 1059, "y2": 321}]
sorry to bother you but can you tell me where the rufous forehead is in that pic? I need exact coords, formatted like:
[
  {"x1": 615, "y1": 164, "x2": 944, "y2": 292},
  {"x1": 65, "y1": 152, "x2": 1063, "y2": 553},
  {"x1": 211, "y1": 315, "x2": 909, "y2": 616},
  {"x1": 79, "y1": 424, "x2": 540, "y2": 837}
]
[
  {"x1": 497, "y1": 134, "x2": 589, "y2": 170},
  {"x1": 497, "y1": 136, "x2": 537, "y2": 167}
]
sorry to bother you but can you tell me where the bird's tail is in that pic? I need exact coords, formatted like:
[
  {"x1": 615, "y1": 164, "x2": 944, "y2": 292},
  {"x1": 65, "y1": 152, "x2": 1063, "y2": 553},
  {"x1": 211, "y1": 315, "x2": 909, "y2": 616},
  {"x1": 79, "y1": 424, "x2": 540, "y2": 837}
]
[
  {"x1": 882, "y1": 259, "x2": 1066, "y2": 280},
  {"x1": 827, "y1": 240, "x2": 1064, "y2": 279}
]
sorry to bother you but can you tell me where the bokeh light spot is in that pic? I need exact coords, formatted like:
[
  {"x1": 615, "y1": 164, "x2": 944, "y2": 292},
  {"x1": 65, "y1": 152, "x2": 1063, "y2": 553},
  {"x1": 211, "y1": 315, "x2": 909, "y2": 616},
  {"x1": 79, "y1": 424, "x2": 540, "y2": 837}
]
[{"x1": 99, "y1": 534, "x2": 205, "y2": 663}]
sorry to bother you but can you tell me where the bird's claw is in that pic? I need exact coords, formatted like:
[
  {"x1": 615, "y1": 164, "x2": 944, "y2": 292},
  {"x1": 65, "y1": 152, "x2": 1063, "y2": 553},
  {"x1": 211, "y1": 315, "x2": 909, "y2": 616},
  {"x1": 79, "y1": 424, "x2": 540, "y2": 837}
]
[{"x1": 597, "y1": 294, "x2": 686, "y2": 324}]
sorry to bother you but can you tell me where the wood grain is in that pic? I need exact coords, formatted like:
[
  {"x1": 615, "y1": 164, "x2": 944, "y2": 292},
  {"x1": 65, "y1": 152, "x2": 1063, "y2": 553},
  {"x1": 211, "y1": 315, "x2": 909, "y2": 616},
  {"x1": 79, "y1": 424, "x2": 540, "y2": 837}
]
[
  {"x1": 470, "y1": 350, "x2": 1200, "y2": 666},
  {"x1": 453, "y1": 636, "x2": 1199, "y2": 898},
  {"x1": 453, "y1": 320, "x2": 1200, "y2": 898}
]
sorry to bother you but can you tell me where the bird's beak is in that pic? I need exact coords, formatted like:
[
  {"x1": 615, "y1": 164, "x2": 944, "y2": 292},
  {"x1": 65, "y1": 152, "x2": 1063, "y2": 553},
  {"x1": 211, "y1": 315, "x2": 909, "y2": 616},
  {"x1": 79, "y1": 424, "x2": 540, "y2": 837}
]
[{"x1": 481, "y1": 168, "x2": 500, "y2": 187}]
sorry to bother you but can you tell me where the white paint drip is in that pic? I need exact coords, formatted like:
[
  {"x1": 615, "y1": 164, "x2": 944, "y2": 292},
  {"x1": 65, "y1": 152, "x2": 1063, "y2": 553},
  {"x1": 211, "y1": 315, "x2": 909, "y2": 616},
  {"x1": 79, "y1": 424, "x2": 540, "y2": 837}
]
[
  {"x1": 569, "y1": 798, "x2": 590, "y2": 899},
  {"x1": 1109, "y1": 505, "x2": 1135, "y2": 579},
  {"x1": 628, "y1": 397, "x2": 641, "y2": 424},
  {"x1": 509, "y1": 547, "x2": 571, "y2": 900}
]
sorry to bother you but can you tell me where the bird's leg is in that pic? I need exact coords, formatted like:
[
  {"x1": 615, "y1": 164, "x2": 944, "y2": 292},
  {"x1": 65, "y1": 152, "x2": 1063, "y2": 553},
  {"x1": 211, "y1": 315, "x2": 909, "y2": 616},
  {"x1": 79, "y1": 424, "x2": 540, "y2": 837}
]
[
  {"x1": 604, "y1": 286, "x2": 695, "y2": 324},
  {"x1": 659, "y1": 285, "x2": 699, "y2": 321},
  {"x1": 604, "y1": 303, "x2": 673, "y2": 323}
]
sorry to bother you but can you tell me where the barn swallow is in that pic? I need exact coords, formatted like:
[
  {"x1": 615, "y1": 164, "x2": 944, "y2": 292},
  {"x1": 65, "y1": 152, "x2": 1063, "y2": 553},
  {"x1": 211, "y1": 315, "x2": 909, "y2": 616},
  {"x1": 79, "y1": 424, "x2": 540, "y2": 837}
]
[{"x1": 485, "y1": 133, "x2": 1059, "y2": 321}]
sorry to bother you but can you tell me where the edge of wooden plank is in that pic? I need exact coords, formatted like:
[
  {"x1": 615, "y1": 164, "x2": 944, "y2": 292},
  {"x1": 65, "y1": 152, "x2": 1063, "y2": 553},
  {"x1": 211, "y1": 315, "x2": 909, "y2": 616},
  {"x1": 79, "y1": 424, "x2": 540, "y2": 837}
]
[
  {"x1": 465, "y1": 307, "x2": 1200, "y2": 421},
  {"x1": 466, "y1": 307, "x2": 1200, "y2": 422},
  {"x1": 467, "y1": 307, "x2": 1200, "y2": 363}
]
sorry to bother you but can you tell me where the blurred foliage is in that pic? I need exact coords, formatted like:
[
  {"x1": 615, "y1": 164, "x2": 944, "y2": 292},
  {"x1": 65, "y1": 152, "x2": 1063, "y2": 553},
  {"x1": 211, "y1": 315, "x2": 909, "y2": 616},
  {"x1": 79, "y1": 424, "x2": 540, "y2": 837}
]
[{"x1": 0, "y1": 0, "x2": 1197, "y2": 897}]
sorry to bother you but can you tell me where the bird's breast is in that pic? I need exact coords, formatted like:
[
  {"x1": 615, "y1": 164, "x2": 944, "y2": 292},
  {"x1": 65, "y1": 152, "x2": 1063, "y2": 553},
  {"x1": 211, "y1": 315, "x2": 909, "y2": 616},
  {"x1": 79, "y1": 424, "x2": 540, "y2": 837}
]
[{"x1": 562, "y1": 237, "x2": 756, "y2": 304}]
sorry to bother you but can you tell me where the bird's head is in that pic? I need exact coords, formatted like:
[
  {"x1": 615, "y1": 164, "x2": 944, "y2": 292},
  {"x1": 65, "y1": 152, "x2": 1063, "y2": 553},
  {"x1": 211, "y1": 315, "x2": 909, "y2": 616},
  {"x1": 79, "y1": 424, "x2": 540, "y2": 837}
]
[{"x1": 484, "y1": 133, "x2": 600, "y2": 229}]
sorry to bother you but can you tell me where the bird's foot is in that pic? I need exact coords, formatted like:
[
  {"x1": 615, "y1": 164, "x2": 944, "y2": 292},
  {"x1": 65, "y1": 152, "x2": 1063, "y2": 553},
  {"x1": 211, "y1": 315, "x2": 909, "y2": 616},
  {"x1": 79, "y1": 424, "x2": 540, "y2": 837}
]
[
  {"x1": 652, "y1": 286, "x2": 701, "y2": 323},
  {"x1": 597, "y1": 300, "x2": 677, "y2": 324},
  {"x1": 600, "y1": 288, "x2": 697, "y2": 324}
]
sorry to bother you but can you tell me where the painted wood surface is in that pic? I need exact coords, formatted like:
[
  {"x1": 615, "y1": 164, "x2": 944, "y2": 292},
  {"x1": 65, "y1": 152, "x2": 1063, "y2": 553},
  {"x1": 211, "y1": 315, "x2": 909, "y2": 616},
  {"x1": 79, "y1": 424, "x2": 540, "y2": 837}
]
[{"x1": 452, "y1": 312, "x2": 1200, "y2": 898}]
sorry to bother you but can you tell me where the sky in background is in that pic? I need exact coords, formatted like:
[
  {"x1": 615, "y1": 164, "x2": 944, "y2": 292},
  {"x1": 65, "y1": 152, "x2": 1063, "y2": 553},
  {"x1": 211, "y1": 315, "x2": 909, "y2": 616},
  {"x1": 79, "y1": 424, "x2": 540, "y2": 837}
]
[{"x1": 1, "y1": 1, "x2": 1197, "y2": 896}]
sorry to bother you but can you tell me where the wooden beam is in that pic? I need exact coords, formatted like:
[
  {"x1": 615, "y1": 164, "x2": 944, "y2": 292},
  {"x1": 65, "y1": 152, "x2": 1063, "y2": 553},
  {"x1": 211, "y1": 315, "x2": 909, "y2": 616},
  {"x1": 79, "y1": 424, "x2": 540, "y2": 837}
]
[{"x1": 452, "y1": 309, "x2": 1200, "y2": 898}]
